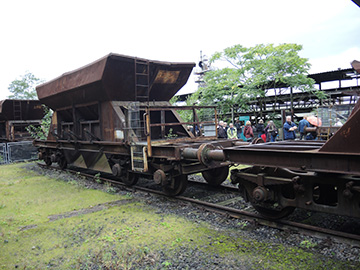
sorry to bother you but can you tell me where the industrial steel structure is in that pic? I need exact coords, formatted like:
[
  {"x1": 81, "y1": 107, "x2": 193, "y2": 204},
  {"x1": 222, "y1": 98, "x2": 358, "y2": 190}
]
[{"x1": 187, "y1": 64, "x2": 360, "y2": 122}]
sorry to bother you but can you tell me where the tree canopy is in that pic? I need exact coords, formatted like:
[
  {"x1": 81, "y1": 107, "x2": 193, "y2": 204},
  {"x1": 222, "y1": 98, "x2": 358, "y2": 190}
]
[
  {"x1": 196, "y1": 43, "x2": 325, "y2": 121},
  {"x1": 7, "y1": 72, "x2": 42, "y2": 100}
]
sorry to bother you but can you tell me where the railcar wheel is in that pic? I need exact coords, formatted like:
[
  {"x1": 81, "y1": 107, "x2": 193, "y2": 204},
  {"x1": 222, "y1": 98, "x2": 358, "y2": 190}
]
[
  {"x1": 162, "y1": 175, "x2": 188, "y2": 196},
  {"x1": 122, "y1": 172, "x2": 138, "y2": 186},
  {"x1": 44, "y1": 156, "x2": 52, "y2": 166},
  {"x1": 202, "y1": 166, "x2": 229, "y2": 186},
  {"x1": 58, "y1": 158, "x2": 67, "y2": 170},
  {"x1": 252, "y1": 204, "x2": 295, "y2": 220},
  {"x1": 245, "y1": 187, "x2": 295, "y2": 219}
]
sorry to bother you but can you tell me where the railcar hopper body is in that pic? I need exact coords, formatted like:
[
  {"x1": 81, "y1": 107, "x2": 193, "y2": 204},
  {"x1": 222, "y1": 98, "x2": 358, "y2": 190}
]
[
  {"x1": 36, "y1": 53, "x2": 195, "y2": 110},
  {"x1": 0, "y1": 99, "x2": 44, "y2": 142},
  {"x1": 34, "y1": 54, "x2": 238, "y2": 195}
]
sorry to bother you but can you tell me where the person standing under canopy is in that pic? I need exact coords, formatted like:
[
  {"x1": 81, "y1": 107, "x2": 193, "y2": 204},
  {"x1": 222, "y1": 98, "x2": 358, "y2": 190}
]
[
  {"x1": 283, "y1": 116, "x2": 297, "y2": 140},
  {"x1": 256, "y1": 119, "x2": 265, "y2": 138},
  {"x1": 298, "y1": 116, "x2": 310, "y2": 140},
  {"x1": 243, "y1": 121, "x2": 254, "y2": 142},
  {"x1": 217, "y1": 121, "x2": 227, "y2": 139},
  {"x1": 264, "y1": 120, "x2": 278, "y2": 142},
  {"x1": 227, "y1": 123, "x2": 238, "y2": 139}
]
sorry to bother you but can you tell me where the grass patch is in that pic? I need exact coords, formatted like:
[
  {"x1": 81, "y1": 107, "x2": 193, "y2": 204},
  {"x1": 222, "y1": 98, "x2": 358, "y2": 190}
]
[{"x1": 0, "y1": 162, "x2": 358, "y2": 269}]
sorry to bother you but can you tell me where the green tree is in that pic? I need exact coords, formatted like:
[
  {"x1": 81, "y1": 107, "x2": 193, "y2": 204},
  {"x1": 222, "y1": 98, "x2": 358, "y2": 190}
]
[
  {"x1": 7, "y1": 72, "x2": 42, "y2": 99},
  {"x1": 170, "y1": 93, "x2": 200, "y2": 123},
  {"x1": 197, "y1": 43, "x2": 325, "y2": 122},
  {"x1": 26, "y1": 105, "x2": 52, "y2": 140}
]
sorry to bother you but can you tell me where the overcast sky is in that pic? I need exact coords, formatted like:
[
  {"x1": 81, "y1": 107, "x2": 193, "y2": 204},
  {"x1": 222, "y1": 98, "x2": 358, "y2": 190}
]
[{"x1": 0, "y1": 0, "x2": 359, "y2": 99}]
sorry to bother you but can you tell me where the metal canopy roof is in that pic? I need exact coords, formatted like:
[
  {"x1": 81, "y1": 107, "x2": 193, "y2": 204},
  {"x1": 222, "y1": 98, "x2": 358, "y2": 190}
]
[
  {"x1": 309, "y1": 68, "x2": 355, "y2": 84},
  {"x1": 352, "y1": 0, "x2": 360, "y2": 8}
]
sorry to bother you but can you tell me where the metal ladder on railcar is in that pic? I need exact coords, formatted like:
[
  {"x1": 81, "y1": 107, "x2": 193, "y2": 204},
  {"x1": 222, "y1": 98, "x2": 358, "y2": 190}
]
[
  {"x1": 13, "y1": 100, "x2": 22, "y2": 120},
  {"x1": 134, "y1": 59, "x2": 150, "y2": 102},
  {"x1": 131, "y1": 59, "x2": 150, "y2": 172},
  {"x1": 130, "y1": 142, "x2": 148, "y2": 172},
  {"x1": 127, "y1": 102, "x2": 148, "y2": 172}
]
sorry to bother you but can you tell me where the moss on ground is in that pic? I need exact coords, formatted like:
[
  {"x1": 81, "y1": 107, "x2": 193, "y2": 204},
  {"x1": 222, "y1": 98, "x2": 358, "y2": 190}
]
[{"x1": 0, "y1": 162, "x2": 358, "y2": 269}]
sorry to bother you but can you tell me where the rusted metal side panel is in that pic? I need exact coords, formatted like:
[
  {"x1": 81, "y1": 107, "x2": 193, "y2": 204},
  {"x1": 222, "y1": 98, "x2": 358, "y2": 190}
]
[
  {"x1": 34, "y1": 140, "x2": 129, "y2": 155},
  {"x1": 100, "y1": 101, "x2": 115, "y2": 141},
  {"x1": 149, "y1": 65, "x2": 194, "y2": 101},
  {"x1": 0, "y1": 99, "x2": 44, "y2": 121},
  {"x1": 36, "y1": 56, "x2": 108, "y2": 110},
  {"x1": 36, "y1": 53, "x2": 195, "y2": 110},
  {"x1": 47, "y1": 112, "x2": 58, "y2": 141},
  {"x1": 223, "y1": 146, "x2": 360, "y2": 175}
]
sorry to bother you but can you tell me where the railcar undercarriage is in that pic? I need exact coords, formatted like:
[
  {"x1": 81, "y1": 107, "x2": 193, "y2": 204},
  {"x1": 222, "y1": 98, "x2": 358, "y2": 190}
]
[{"x1": 231, "y1": 166, "x2": 360, "y2": 219}]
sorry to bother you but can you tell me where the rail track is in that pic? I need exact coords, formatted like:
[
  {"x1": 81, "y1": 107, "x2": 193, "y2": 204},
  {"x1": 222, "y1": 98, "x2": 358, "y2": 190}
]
[{"x1": 37, "y1": 162, "x2": 360, "y2": 247}]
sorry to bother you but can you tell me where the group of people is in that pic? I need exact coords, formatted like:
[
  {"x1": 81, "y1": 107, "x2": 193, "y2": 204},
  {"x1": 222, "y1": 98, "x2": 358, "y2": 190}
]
[
  {"x1": 253, "y1": 119, "x2": 279, "y2": 142},
  {"x1": 196, "y1": 114, "x2": 333, "y2": 141},
  {"x1": 217, "y1": 120, "x2": 241, "y2": 140},
  {"x1": 284, "y1": 115, "x2": 319, "y2": 141},
  {"x1": 217, "y1": 119, "x2": 279, "y2": 142},
  {"x1": 218, "y1": 114, "x2": 324, "y2": 142}
]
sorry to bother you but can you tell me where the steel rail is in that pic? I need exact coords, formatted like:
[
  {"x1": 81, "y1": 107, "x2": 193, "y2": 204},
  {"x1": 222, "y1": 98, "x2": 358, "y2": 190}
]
[{"x1": 37, "y1": 162, "x2": 360, "y2": 246}]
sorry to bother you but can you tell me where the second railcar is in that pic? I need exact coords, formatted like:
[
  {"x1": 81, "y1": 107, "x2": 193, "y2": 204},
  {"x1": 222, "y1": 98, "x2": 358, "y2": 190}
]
[{"x1": 0, "y1": 99, "x2": 44, "y2": 142}]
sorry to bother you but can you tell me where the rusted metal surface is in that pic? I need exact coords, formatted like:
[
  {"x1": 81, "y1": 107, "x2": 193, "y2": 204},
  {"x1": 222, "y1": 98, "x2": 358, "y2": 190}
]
[
  {"x1": 0, "y1": 99, "x2": 44, "y2": 121},
  {"x1": 0, "y1": 99, "x2": 45, "y2": 142},
  {"x1": 36, "y1": 54, "x2": 195, "y2": 110},
  {"x1": 34, "y1": 140, "x2": 130, "y2": 155},
  {"x1": 218, "y1": 142, "x2": 360, "y2": 175},
  {"x1": 34, "y1": 53, "x2": 234, "y2": 196},
  {"x1": 231, "y1": 166, "x2": 360, "y2": 219}
]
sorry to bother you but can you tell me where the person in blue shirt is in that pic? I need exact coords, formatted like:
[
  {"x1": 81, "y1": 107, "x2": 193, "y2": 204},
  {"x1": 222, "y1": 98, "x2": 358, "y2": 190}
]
[
  {"x1": 298, "y1": 116, "x2": 310, "y2": 140},
  {"x1": 283, "y1": 116, "x2": 297, "y2": 140}
]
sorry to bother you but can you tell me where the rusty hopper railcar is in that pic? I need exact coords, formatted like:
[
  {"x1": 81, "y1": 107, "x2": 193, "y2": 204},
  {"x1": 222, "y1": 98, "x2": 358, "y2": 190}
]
[
  {"x1": 183, "y1": 60, "x2": 360, "y2": 219},
  {"x1": 34, "y1": 53, "x2": 240, "y2": 195},
  {"x1": 0, "y1": 99, "x2": 44, "y2": 142}
]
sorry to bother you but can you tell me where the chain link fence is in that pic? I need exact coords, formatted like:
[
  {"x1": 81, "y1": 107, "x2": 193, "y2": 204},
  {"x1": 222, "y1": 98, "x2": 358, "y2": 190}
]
[
  {"x1": 0, "y1": 143, "x2": 7, "y2": 164},
  {"x1": 0, "y1": 141, "x2": 38, "y2": 165}
]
